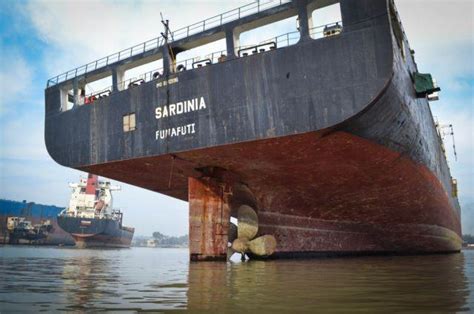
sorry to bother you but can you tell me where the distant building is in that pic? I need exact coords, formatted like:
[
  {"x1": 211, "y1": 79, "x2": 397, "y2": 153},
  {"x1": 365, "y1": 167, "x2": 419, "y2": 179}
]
[{"x1": 147, "y1": 239, "x2": 158, "y2": 247}]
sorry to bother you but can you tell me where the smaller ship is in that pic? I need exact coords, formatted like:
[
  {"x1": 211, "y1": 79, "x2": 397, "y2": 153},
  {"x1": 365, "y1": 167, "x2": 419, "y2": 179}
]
[
  {"x1": 6, "y1": 217, "x2": 52, "y2": 244},
  {"x1": 57, "y1": 174, "x2": 134, "y2": 248}
]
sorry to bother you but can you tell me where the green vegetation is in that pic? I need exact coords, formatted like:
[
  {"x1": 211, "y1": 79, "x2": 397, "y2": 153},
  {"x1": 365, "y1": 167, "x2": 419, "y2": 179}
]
[
  {"x1": 132, "y1": 233, "x2": 188, "y2": 247},
  {"x1": 152, "y1": 231, "x2": 188, "y2": 247},
  {"x1": 463, "y1": 234, "x2": 474, "y2": 244}
]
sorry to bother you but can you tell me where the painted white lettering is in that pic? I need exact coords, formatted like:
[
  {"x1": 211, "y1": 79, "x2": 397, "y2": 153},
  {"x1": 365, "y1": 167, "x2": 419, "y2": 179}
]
[
  {"x1": 155, "y1": 107, "x2": 162, "y2": 119},
  {"x1": 155, "y1": 123, "x2": 197, "y2": 140},
  {"x1": 199, "y1": 97, "x2": 206, "y2": 110},
  {"x1": 188, "y1": 99, "x2": 195, "y2": 112},
  {"x1": 154, "y1": 96, "x2": 207, "y2": 120},
  {"x1": 176, "y1": 102, "x2": 183, "y2": 114},
  {"x1": 169, "y1": 103, "x2": 176, "y2": 116}
]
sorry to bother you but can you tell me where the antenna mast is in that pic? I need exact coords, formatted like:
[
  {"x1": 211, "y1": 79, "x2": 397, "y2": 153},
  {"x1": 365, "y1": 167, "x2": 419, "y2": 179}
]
[{"x1": 160, "y1": 12, "x2": 175, "y2": 58}]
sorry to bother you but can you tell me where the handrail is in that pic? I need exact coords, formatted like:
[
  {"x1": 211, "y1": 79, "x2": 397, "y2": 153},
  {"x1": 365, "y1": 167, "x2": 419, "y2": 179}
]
[
  {"x1": 46, "y1": 0, "x2": 291, "y2": 88},
  {"x1": 238, "y1": 42, "x2": 277, "y2": 57},
  {"x1": 76, "y1": 21, "x2": 342, "y2": 103}
]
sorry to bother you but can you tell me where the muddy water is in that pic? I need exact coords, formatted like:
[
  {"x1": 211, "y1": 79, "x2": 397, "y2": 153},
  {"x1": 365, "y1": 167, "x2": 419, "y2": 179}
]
[{"x1": 0, "y1": 246, "x2": 472, "y2": 312}]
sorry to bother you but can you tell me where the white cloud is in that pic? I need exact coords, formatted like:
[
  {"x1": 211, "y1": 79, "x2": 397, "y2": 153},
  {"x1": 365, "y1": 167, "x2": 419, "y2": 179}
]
[
  {"x1": 396, "y1": 0, "x2": 473, "y2": 43},
  {"x1": 0, "y1": 53, "x2": 33, "y2": 116},
  {"x1": 396, "y1": 0, "x2": 474, "y2": 93},
  {"x1": 25, "y1": 0, "x2": 249, "y2": 79}
]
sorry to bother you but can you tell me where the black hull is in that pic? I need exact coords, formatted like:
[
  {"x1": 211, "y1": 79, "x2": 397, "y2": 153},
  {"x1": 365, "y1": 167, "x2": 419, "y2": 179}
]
[
  {"x1": 45, "y1": 0, "x2": 461, "y2": 257},
  {"x1": 57, "y1": 216, "x2": 134, "y2": 248}
]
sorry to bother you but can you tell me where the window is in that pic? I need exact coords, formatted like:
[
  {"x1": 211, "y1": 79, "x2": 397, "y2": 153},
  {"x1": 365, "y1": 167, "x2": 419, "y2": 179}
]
[
  {"x1": 123, "y1": 59, "x2": 163, "y2": 90},
  {"x1": 62, "y1": 88, "x2": 75, "y2": 111},
  {"x1": 123, "y1": 113, "x2": 136, "y2": 132},
  {"x1": 239, "y1": 16, "x2": 300, "y2": 52},
  {"x1": 310, "y1": 2, "x2": 342, "y2": 40},
  {"x1": 175, "y1": 39, "x2": 227, "y2": 70},
  {"x1": 60, "y1": 75, "x2": 113, "y2": 111}
]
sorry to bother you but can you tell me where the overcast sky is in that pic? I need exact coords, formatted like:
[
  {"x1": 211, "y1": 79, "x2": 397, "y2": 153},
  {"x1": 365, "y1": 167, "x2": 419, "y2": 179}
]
[{"x1": 0, "y1": 0, "x2": 473, "y2": 236}]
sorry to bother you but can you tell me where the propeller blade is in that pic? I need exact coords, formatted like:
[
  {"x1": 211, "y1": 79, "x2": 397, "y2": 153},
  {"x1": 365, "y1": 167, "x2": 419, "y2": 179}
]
[
  {"x1": 231, "y1": 238, "x2": 249, "y2": 254},
  {"x1": 237, "y1": 205, "x2": 258, "y2": 240},
  {"x1": 248, "y1": 235, "x2": 277, "y2": 256},
  {"x1": 228, "y1": 222, "x2": 238, "y2": 243}
]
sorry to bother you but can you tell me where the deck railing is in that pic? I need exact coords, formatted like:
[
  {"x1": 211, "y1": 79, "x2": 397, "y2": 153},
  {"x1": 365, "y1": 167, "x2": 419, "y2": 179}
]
[
  {"x1": 76, "y1": 21, "x2": 342, "y2": 105},
  {"x1": 46, "y1": 0, "x2": 291, "y2": 88}
]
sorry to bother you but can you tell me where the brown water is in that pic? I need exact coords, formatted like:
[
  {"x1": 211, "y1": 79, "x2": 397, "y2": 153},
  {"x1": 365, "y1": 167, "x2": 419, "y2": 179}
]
[{"x1": 0, "y1": 246, "x2": 472, "y2": 312}]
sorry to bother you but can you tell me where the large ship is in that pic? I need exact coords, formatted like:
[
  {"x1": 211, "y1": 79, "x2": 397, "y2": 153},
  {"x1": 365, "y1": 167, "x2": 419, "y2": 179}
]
[
  {"x1": 57, "y1": 174, "x2": 134, "y2": 248},
  {"x1": 44, "y1": 0, "x2": 461, "y2": 260}
]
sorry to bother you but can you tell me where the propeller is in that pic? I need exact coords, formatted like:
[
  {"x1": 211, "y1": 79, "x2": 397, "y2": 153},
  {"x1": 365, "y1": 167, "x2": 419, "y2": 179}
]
[
  {"x1": 228, "y1": 221, "x2": 238, "y2": 243},
  {"x1": 228, "y1": 205, "x2": 277, "y2": 259},
  {"x1": 227, "y1": 221, "x2": 238, "y2": 260}
]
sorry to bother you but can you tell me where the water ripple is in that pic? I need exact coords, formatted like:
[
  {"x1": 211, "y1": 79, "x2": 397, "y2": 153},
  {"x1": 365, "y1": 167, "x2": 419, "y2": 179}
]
[{"x1": 0, "y1": 246, "x2": 472, "y2": 312}]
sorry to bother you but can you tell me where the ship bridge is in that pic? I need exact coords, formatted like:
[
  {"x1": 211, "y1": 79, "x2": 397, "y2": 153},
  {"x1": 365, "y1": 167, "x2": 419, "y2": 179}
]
[{"x1": 45, "y1": 0, "x2": 461, "y2": 260}]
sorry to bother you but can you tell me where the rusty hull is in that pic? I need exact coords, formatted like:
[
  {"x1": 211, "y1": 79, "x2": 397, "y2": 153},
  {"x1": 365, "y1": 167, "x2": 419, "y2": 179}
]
[
  {"x1": 81, "y1": 130, "x2": 462, "y2": 257},
  {"x1": 188, "y1": 177, "x2": 231, "y2": 261}
]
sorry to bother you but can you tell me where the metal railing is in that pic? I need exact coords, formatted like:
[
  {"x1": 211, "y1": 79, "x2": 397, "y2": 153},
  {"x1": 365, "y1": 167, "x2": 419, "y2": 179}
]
[
  {"x1": 260, "y1": 31, "x2": 300, "y2": 48},
  {"x1": 82, "y1": 67, "x2": 164, "y2": 102},
  {"x1": 310, "y1": 21, "x2": 343, "y2": 39},
  {"x1": 71, "y1": 21, "x2": 343, "y2": 108},
  {"x1": 257, "y1": 21, "x2": 343, "y2": 50},
  {"x1": 46, "y1": 0, "x2": 291, "y2": 88}
]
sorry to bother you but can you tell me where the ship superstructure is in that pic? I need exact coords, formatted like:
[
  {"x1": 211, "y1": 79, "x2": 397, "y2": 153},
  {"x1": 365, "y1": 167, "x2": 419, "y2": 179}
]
[
  {"x1": 57, "y1": 174, "x2": 134, "y2": 248},
  {"x1": 64, "y1": 174, "x2": 119, "y2": 219},
  {"x1": 45, "y1": 0, "x2": 461, "y2": 260}
]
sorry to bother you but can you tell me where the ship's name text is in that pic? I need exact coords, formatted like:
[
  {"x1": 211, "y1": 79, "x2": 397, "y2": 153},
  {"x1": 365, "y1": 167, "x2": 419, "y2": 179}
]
[
  {"x1": 155, "y1": 123, "x2": 196, "y2": 140},
  {"x1": 155, "y1": 97, "x2": 207, "y2": 120}
]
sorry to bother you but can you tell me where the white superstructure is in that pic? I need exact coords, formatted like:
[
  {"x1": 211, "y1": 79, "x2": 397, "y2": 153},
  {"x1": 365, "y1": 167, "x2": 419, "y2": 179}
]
[{"x1": 61, "y1": 175, "x2": 121, "y2": 219}]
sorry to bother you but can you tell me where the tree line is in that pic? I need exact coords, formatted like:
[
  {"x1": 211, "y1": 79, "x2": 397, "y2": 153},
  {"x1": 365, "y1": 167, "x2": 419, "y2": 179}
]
[
  {"x1": 152, "y1": 231, "x2": 188, "y2": 246},
  {"x1": 463, "y1": 234, "x2": 474, "y2": 244}
]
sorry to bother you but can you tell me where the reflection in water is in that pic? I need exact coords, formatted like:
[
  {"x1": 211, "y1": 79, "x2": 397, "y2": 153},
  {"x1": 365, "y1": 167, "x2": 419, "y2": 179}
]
[
  {"x1": 61, "y1": 255, "x2": 120, "y2": 310},
  {"x1": 0, "y1": 246, "x2": 472, "y2": 312},
  {"x1": 188, "y1": 254, "x2": 472, "y2": 312},
  {"x1": 0, "y1": 247, "x2": 189, "y2": 311}
]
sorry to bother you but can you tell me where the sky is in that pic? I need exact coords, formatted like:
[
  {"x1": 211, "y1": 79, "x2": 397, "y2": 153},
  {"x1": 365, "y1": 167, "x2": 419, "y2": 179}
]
[{"x1": 0, "y1": 0, "x2": 473, "y2": 237}]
